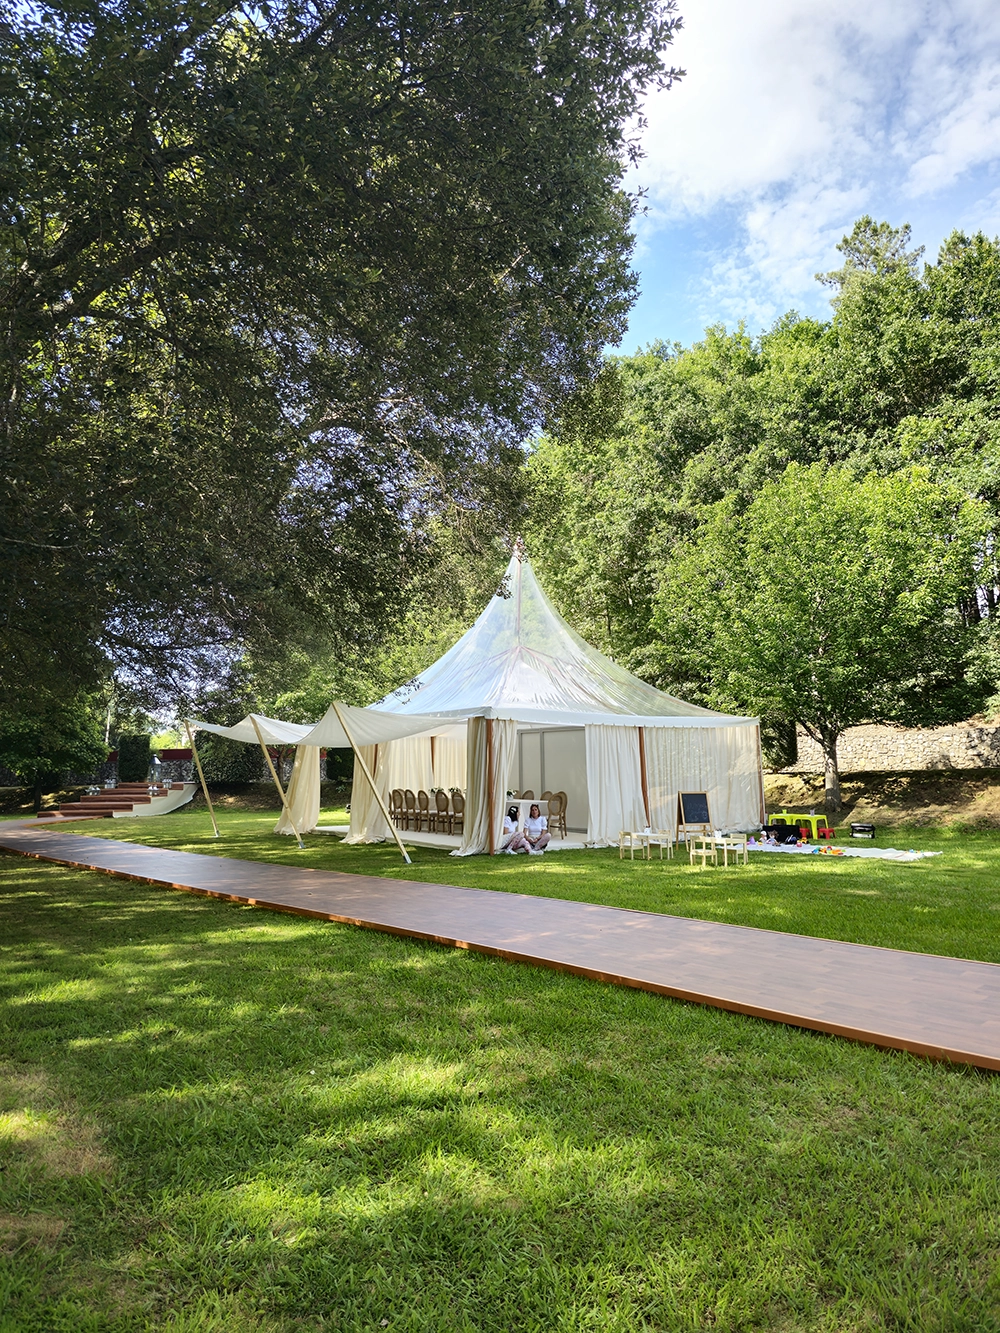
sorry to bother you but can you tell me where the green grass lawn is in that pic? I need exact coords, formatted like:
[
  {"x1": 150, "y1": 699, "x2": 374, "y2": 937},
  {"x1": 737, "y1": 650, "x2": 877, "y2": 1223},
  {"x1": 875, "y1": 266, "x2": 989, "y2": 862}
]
[{"x1": 2, "y1": 816, "x2": 1000, "y2": 1331}]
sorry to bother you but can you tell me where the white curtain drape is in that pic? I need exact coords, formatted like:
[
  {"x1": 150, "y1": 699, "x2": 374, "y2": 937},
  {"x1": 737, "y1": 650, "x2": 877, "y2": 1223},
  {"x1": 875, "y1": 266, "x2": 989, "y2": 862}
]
[
  {"x1": 431, "y1": 734, "x2": 467, "y2": 792},
  {"x1": 275, "y1": 745, "x2": 321, "y2": 835},
  {"x1": 584, "y1": 725, "x2": 646, "y2": 846},
  {"x1": 345, "y1": 744, "x2": 392, "y2": 843},
  {"x1": 383, "y1": 736, "x2": 433, "y2": 796},
  {"x1": 453, "y1": 717, "x2": 517, "y2": 855},
  {"x1": 644, "y1": 724, "x2": 762, "y2": 834}
]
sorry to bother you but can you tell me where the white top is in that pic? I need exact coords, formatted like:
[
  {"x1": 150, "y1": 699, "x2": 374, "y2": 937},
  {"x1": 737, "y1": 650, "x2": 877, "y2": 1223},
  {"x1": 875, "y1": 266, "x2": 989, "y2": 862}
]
[
  {"x1": 503, "y1": 816, "x2": 517, "y2": 834},
  {"x1": 525, "y1": 814, "x2": 547, "y2": 836}
]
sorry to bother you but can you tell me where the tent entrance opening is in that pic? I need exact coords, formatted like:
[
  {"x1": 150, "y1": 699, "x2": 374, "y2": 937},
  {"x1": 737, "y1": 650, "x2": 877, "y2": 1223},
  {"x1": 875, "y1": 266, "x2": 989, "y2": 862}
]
[{"x1": 517, "y1": 727, "x2": 588, "y2": 834}]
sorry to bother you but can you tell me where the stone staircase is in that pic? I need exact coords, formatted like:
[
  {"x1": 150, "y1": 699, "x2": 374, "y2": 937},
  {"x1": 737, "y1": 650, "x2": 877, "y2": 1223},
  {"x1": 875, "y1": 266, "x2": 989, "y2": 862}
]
[{"x1": 37, "y1": 782, "x2": 194, "y2": 819}]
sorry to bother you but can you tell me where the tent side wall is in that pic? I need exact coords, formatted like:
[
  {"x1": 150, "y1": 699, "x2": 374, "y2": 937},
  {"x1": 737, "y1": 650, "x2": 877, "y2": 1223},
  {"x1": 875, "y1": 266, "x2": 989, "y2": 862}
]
[{"x1": 644, "y1": 724, "x2": 763, "y2": 834}]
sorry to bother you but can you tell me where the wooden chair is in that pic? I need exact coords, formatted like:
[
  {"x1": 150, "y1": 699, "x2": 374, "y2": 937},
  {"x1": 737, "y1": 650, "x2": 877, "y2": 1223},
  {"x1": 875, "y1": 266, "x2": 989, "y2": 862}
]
[
  {"x1": 689, "y1": 835, "x2": 717, "y2": 870},
  {"x1": 451, "y1": 791, "x2": 465, "y2": 835},
  {"x1": 521, "y1": 790, "x2": 534, "y2": 801},
  {"x1": 540, "y1": 790, "x2": 552, "y2": 803},
  {"x1": 433, "y1": 789, "x2": 451, "y2": 833},
  {"x1": 403, "y1": 789, "x2": 416, "y2": 831},
  {"x1": 416, "y1": 790, "x2": 431, "y2": 831},
  {"x1": 549, "y1": 791, "x2": 568, "y2": 839},
  {"x1": 619, "y1": 830, "x2": 641, "y2": 860},
  {"x1": 390, "y1": 789, "x2": 404, "y2": 828}
]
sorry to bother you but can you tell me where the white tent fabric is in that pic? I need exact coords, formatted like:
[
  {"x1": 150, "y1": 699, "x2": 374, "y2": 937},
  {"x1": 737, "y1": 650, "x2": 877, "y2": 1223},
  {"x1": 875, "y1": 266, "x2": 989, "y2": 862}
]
[
  {"x1": 375, "y1": 554, "x2": 746, "y2": 726},
  {"x1": 189, "y1": 551, "x2": 763, "y2": 850},
  {"x1": 386, "y1": 736, "x2": 434, "y2": 795},
  {"x1": 191, "y1": 714, "x2": 313, "y2": 746},
  {"x1": 432, "y1": 735, "x2": 467, "y2": 792},
  {"x1": 585, "y1": 726, "x2": 648, "y2": 847},
  {"x1": 276, "y1": 746, "x2": 321, "y2": 836},
  {"x1": 644, "y1": 725, "x2": 762, "y2": 834},
  {"x1": 299, "y1": 702, "x2": 454, "y2": 748},
  {"x1": 344, "y1": 744, "x2": 391, "y2": 843},
  {"x1": 454, "y1": 718, "x2": 518, "y2": 856}
]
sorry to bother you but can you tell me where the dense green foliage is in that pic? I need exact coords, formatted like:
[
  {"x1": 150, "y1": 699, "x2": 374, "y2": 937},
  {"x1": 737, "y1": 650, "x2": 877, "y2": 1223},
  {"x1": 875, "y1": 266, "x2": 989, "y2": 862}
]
[
  {"x1": 0, "y1": 690, "x2": 106, "y2": 808},
  {"x1": 525, "y1": 219, "x2": 1000, "y2": 787},
  {"x1": 116, "y1": 733, "x2": 152, "y2": 783},
  {"x1": 0, "y1": 0, "x2": 681, "y2": 705},
  {"x1": 652, "y1": 466, "x2": 985, "y2": 807},
  {"x1": 4, "y1": 828, "x2": 1000, "y2": 1329}
]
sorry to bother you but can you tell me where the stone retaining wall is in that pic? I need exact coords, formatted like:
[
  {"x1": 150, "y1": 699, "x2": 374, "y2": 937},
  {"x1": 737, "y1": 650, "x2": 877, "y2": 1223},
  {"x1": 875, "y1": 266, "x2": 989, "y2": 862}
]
[{"x1": 787, "y1": 723, "x2": 1000, "y2": 772}]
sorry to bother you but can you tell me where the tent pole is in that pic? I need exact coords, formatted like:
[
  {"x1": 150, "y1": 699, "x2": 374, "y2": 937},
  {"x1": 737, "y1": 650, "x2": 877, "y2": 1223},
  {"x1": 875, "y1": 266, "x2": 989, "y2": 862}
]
[
  {"x1": 638, "y1": 727, "x2": 650, "y2": 827},
  {"x1": 331, "y1": 702, "x2": 411, "y2": 865},
  {"x1": 251, "y1": 716, "x2": 304, "y2": 850},
  {"x1": 754, "y1": 723, "x2": 767, "y2": 824},
  {"x1": 185, "y1": 721, "x2": 220, "y2": 838},
  {"x1": 486, "y1": 717, "x2": 496, "y2": 855}
]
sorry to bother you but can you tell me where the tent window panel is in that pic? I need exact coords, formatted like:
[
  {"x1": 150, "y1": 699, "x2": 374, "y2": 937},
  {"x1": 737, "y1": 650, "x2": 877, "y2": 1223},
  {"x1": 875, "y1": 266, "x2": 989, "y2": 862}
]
[
  {"x1": 539, "y1": 728, "x2": 588, "y2": 833},
  {"x1": 519, "y1": 731, "x2": 542, "y2": 798}
]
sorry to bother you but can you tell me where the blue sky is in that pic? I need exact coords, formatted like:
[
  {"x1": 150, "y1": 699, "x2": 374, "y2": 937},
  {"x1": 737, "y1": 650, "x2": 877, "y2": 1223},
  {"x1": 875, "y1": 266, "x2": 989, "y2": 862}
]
[{"x1": 621, "y1": 0, "x2": 1000, "y2": 351}]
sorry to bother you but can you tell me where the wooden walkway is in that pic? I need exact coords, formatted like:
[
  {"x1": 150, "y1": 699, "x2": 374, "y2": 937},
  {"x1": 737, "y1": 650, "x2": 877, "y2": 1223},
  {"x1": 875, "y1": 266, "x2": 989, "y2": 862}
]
[{"x1": 3, "y1": 822, "x2": 1000, "y2": 1071}]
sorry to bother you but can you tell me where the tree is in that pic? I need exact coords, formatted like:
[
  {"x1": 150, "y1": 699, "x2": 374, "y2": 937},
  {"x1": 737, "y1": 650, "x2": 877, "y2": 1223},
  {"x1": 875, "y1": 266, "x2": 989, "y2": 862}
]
[
  {"x1": 817, "y1": 216, "x2": 925, "y2": 290},
  {"x1": 0, "y1": 692, "x2": 108, "y2": 811},
  {"x1": 0, "y1": 0, "x2": 683, "y2": 704},
  {"x1": 651, "y1": 465, "x2": 986, "y2": 811}
]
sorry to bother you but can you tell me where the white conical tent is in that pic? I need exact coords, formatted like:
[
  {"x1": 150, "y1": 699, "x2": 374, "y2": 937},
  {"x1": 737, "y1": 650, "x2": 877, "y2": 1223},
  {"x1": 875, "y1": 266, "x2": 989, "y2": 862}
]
[
  {"x1": 186, "y1": 553, "x2": 764, "y2": 852},
  {"x1": 375, "y1": 553, "x2": 725, "y2": 725},
  {"x1": 351, "y1": 550, "x2": 764, "y2": 851}
]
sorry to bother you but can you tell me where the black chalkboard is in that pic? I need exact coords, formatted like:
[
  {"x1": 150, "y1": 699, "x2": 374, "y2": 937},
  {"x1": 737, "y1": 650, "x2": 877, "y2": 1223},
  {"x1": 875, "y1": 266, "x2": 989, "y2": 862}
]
[{"x1": 678, "y1": 792, "x2": 711, "y2": 827}]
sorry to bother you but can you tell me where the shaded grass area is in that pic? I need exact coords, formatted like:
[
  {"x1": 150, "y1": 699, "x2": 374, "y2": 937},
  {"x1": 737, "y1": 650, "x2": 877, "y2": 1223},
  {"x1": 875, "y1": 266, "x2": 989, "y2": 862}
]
[
  {"x1": 2, "y1": 854, "x2": 1000, "y2": 1332},
  {"x1": 66, "y1": 809, "x2": 1000, "y2": 964}
]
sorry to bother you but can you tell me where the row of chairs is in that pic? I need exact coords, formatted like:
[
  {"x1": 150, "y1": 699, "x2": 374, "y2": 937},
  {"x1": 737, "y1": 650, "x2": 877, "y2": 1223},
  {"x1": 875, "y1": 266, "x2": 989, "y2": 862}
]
[
  {"x1": 511, "y1": 790, "x2": 568, "y2": 839},
  {"x1": 388, "y1": 788, "x2": 571, "y2": 838},
  {"x1": 390, "y1": 789, "x2": 465, "y2": 834}
]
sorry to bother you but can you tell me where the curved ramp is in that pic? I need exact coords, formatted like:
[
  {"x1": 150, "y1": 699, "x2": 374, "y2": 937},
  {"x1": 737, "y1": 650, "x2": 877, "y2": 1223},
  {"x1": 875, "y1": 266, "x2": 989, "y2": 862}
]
[{"x1": 2, "y1": 822, "x2": 999, "y2": 1072}]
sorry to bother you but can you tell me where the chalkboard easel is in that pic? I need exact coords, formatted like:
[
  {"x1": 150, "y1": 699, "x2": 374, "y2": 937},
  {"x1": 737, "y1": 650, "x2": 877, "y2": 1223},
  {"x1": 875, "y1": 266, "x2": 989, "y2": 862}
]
[{"x1": 678, "y1": 792, "x2": 712, "y2": 839}]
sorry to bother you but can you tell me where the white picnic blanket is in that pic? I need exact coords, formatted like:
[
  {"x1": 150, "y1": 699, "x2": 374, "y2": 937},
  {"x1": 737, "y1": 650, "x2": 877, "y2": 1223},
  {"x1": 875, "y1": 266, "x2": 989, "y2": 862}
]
[{"x1": 748, "y1": 842, "x2": 939, "y2": 863}]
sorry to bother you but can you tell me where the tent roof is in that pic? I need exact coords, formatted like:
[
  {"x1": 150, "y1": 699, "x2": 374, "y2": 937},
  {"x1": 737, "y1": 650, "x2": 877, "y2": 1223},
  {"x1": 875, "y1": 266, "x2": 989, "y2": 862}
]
[{"x1": 375, "y1": 551, "x2": 754, "y2": 729}]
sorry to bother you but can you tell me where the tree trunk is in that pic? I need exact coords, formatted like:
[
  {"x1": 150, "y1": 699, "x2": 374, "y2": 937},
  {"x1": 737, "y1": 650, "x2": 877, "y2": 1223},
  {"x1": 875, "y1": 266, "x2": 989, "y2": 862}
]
[
  {"x1": 32, "y1": 773, "x2": 43, "y2": 814},
  {"x1": 821, "y1": 732, "x2": 841, "y2": 815}
]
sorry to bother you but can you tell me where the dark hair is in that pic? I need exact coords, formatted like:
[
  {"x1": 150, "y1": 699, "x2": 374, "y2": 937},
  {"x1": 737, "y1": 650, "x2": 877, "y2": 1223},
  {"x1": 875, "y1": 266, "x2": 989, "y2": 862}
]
[
  {"x1": 529, "y1": 803, "x2": 540, "y2": 817},
  {"x1": 507, "y1": 806, "x2": 518, "y2": 820}
]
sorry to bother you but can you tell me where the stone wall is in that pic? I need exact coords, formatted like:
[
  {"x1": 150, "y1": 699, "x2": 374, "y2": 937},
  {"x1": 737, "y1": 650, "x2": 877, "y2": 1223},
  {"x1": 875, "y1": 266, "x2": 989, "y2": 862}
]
[{"x1": 786, "y1": 722, "x2": 1000, "y2": 773}]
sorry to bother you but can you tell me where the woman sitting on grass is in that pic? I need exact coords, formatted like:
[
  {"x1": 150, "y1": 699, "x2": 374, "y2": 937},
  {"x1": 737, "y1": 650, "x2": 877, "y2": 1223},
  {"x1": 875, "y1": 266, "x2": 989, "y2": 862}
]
[
  {"x1": 502, "y1": 806, "x2": 520, "y2": 852},
  {"x1": 522, "y1": 803, "x2": 550, "y2": 855}
]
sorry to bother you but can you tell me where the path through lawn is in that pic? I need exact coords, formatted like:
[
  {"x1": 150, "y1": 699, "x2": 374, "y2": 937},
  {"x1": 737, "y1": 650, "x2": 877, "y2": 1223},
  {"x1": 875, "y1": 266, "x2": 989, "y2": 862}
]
[{"x1": 71, "y1": 809, "x2": 1000, "y2": 963}]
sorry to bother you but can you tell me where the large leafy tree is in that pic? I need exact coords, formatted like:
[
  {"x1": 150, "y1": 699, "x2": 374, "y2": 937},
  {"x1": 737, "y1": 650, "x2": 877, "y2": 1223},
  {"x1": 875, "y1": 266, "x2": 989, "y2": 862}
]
[
  {"x1": 0, "y1": 0, "x2": 682, "y2": 703},
  {"x1": 0, "y1": 690, "x2": 108, "y2": 811},
  {"x1": 651, "y1": 466, "x2": 986, "y2": 811}
]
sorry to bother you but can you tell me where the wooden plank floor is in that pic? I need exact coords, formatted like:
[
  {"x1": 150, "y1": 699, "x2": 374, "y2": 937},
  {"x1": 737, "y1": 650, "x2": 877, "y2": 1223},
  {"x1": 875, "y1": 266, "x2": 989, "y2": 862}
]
[{"x1": 3, "y1": 822, "x2": 1000, "y2": 1071}]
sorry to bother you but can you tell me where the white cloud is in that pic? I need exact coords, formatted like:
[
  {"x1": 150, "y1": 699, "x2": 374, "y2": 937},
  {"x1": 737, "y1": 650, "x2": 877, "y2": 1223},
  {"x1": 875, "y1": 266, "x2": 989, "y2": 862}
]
[{"x1": 631, "y1": 0, "x2": 1000, "y2": 328}]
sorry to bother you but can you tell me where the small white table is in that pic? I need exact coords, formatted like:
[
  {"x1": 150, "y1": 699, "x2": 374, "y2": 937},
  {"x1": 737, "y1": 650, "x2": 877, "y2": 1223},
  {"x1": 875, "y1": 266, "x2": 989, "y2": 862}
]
[
  {"x1": 619, "y1": 830, "x2": 676, "y2": 861},
  {"x1": 688, "y1": 834, "x2": 748, "y2": 868}
]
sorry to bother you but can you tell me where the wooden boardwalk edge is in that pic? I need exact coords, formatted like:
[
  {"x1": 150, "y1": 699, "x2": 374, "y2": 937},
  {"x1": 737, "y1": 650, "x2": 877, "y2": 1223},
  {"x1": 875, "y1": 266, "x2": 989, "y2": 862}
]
[{"x1": 3, "y1": 825, "x2": 1000, "y2": 1073}]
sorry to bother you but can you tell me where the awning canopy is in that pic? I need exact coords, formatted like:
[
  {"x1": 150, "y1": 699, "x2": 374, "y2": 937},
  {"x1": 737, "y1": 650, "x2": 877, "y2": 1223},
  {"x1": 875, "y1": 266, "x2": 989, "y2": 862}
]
[{"x1": 188, "y1": 703, "x2": 457, "y2": 749}]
